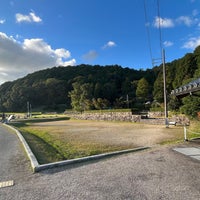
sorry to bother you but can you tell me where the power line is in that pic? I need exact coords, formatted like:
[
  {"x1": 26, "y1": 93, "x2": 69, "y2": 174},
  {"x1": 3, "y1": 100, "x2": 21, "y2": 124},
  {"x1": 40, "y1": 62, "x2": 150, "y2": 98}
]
[
  {"x1": 156, "y1": 0, "x2": 163, "y2": 57},
  {"x1": 143, "y1": 0, "x2": 154, "y2": 67},
  {"x1": 143, "y1": 0, "x2": 163, "y2": 67},
  {"x1": 143, "y1": 0, "x2": 168, "y2": 126}
]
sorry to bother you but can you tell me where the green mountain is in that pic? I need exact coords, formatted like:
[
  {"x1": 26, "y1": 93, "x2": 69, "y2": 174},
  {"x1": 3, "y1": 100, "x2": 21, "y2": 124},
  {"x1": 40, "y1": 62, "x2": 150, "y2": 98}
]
[{"x1": 1, "y1": 46, "x2": 200, "y2": 115}]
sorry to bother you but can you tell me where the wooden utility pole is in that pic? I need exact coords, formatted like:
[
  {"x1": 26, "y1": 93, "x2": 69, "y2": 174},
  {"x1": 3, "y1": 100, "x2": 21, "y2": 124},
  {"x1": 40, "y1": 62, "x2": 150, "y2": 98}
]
[{"x1": 162, "y1": 49, "x2": 168, "y2": 127}]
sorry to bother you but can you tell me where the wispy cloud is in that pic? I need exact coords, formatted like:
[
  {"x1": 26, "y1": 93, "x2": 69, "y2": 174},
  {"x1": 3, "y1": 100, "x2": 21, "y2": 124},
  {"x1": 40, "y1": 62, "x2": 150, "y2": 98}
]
[
  {"x1": 176, "y1": 16, "x2": 193, "y2": 26},
  {"x1": 0, "y1": 19, "x2": 5, "y2": 24},
  {"x1": 163, "y1": 41, "x2": 173, "y2": 47},
  {"x1": 82, "y1": 50, "x2": 98, "y2": 62},
  {"x1": 102, "y1": 41, "x2": 116, "y2": 49},
  {"x1": 0, "y1": 32, "x2": 76, "y2": 83},
  {"x1": 153, "y1": 16, "x2": 174, "y2": 28},
  {"x1": 153, "y1": 13, "x2": 200, "y2": 29},
  {"x1": 16, "y1": 11, "x2": 42, "y2": 23},
  {"x1": 182, "y1": 36, "x2": 200, "y2": 49}
]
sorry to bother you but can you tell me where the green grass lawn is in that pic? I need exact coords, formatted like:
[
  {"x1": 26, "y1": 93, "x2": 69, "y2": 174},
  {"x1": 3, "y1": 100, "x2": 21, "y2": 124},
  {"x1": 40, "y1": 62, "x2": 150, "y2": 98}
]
[{"x1": 185, "y1": 120, "x2": 200, "y2": 140}]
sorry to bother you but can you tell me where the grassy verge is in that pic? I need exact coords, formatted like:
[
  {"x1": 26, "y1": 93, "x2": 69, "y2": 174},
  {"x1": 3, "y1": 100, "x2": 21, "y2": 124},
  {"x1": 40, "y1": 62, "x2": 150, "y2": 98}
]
[
  {"x1": 21, "y1": 130, "x2": 65, "y2": 164},
  {"x1": 185, "y1": 120, "x2": 200, "y2": 140}
]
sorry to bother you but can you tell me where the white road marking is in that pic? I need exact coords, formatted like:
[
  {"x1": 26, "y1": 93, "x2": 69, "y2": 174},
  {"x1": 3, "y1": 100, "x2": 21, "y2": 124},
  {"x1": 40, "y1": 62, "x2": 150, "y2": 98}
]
[{"x1": 0, "y1": 180, "x2": 14, "y2": 188}]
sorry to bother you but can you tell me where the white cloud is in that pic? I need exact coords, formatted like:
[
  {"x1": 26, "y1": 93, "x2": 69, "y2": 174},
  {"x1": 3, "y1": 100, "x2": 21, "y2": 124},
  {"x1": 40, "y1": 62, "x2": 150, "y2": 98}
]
[
  {"x1": 153, "y1": 14, "x2": 200, "y2": 29},
  {"x1": 102, "y1": 41, "x2": 117, "y2": 49},
  {"x1": 182, "y1": 37, "x2": 200, "y2": 49},
  {"x1": 0, "y1": 32, "x2": 76, "y2": 84},
  {"x1": 58, "y1": 58, "x2": 76, "y2": 66},
  {"x1": 153, "y1": 16, "x2": 174, "y2": 28},
  {"x1": 176, "y1": 16, "x2": 193, "y2": 26},
  {"x1": 29, "y1": 12, "x2": 42, "y2": 23},
  {"x1": 0, "y1": 19, "x2": 5, "y2": 24},
  {"x1": 55, "y1": 48, "x2": 71, "y2": 59},
  {"x1": 16, "y1": 12, "x2": 42, "y2": 23},
  {"x1": 163, "y1": 41, "x2": 173, "y2": 47},
  {"x1": 82, "y1": 50, "x2": 98, "y2": 61}
]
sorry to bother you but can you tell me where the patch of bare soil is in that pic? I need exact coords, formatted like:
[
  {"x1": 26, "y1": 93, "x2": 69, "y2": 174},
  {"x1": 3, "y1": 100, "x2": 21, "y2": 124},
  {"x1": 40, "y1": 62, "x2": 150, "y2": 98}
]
[{"x1": 33, "y1": 119, "x2": 184, "y2": 147}]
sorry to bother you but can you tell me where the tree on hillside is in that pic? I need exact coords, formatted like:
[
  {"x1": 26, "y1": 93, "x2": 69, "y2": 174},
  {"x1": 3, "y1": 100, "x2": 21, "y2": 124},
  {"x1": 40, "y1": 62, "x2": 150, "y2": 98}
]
[
  {"x1": 180, "y1": 95, "x2": 200, "y2": 118},
  {"x1": 68, "y1": 82, "x2": 93, "y2": 112},
  {"x1": 173, "y1": 53, "x2": 196, "y2": 88},
  {"x1": 168, "y1": 95, "x2": 181, "y2": 111},
  {"x1": 194, "y1": 45, "x2": 200, "y2": 78},
  {"x1": 136, "y1": 78, "x2": 149, "y2": 100},
  {"x1": 153, "y1": 71, "x2": 163, "y2": 103},
  {"x1": 92, "y1": 98, "x2": 110, "y2": 110}
]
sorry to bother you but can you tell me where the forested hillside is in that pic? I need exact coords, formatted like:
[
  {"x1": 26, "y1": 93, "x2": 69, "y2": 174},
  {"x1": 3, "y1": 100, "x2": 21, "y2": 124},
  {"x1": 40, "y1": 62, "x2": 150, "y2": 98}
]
[
  {"x1": 1, "y1": 45, "x2": 200, "y2": 116},
  {"x1": 0, "y1": 64, "x2": 158, "y2": 112}
]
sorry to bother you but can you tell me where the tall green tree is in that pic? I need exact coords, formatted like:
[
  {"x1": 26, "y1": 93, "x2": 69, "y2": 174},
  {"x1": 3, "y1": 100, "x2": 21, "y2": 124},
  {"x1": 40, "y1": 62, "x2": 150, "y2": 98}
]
[
  {"x1": 68, "y1": 82, "x2": 92, "y2": 112},
  {"x1": 136, "y1": 78, "x2": 149, "y2": 100},
  {"x1": 173, "y1": 53, "x2": 196, "y2": 87},
  {"x1": 194, "y1": 45, "x2": 200, "y2": 78},
  {"x1": 180, "y1": 95, "x2": 200, "y2": 118},
  {"x1": 92, "y1": 98, "x2": 110, "y2": 110},
  {"x1": 153, "y1": 70, "x2": 164, "y2": 103}
]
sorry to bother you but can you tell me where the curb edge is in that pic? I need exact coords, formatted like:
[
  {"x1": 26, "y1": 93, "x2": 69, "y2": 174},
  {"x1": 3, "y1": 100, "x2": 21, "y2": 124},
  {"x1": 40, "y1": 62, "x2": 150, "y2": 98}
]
[{"x1": 4, "y1": 123, "x2": 150, "y2": 173}]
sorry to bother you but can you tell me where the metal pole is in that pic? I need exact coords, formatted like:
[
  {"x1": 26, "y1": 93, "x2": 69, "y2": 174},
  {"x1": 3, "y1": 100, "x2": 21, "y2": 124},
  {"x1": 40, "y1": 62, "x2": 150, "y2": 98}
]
[
  {"x1": 30, "y1": 103, "x2": 32, "y2": 118},
  {"x1": 27, "y1": 101, "x2": 30, "y2": 118},
  {"x1": 162, "y1": 49, "x2": 168, "y2": 127},
  {"x1": 126, "y1": 94, "x2": 129, "y2": 109},
  {"x1": 184, "y1": 126, "x2": 187, "y2": 141}
]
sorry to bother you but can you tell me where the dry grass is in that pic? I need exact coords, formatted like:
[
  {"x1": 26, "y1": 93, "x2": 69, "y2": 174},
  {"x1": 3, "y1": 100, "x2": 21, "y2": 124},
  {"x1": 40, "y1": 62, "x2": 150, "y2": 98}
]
[{"x1": 13, "y1": 119, "x2": 184, "y2": 164}]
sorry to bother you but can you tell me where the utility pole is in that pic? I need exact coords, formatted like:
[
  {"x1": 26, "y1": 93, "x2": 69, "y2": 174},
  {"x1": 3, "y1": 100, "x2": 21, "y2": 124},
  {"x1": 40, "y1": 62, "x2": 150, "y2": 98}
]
[
  {"x1": 162, "y1": 49, "x2": 168, "y2": 127},
  {"x1": 27, "y1": 101, "x2": 30, "y2": 118},
  {"x1": 126, "y1": 94, "x2": 129, "y2": 109},
  {"x1": 27, "y1": 101, "x2": 32, "y2": 118}
]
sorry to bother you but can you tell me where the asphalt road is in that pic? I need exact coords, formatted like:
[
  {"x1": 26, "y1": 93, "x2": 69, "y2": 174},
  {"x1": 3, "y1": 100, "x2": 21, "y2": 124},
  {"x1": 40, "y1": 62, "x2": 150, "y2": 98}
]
[
  {"x1": 0, "y1": 124, "x2": 200, "y2": 200},
  {"x1": 0, "y1": 124, "x2": 30, "y2": 182}
]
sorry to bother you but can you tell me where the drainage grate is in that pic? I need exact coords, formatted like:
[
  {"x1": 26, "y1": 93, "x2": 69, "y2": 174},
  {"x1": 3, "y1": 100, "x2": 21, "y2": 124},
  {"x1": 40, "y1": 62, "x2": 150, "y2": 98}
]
[{"x1": 0, "y1": 180, "x2": 14, "y2": 188}]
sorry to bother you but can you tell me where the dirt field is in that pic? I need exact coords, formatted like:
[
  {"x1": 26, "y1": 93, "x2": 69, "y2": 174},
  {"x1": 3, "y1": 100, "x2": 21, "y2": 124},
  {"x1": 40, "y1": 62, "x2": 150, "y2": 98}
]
[{"x1": 32, "y1": 119, "x2": 184, "y2": 147}]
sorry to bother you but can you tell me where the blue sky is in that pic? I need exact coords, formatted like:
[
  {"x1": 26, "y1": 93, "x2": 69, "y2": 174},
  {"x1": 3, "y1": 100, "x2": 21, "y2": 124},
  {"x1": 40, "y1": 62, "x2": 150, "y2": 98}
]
[{"x1": 0, "y1": 0, "x2": 200, "y2": 83}]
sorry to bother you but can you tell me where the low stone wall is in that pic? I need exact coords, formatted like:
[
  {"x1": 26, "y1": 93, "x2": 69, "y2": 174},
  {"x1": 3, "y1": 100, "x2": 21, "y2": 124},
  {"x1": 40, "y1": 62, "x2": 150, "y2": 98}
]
[
  {"x1": 148, "y1": 112, "x2": 164, "y2": 118},
  {"x1": 171, "y1": 115, "x2": 190, "y2": 126},
  {"x1": 140, "y1": 118, "x2": 165, "y2": 125},
  {"x1": 69, "y1": 112, "x2": 141, "y2": 122},
  {"x1": 67, "y1": 111, "x2": 190, "y2": 125}
]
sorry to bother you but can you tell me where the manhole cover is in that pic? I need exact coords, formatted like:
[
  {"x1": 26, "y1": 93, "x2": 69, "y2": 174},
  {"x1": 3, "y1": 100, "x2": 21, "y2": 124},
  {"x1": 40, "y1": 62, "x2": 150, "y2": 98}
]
[{"x1": 0, "y1": 180, "x2": 14, "y2": 188}]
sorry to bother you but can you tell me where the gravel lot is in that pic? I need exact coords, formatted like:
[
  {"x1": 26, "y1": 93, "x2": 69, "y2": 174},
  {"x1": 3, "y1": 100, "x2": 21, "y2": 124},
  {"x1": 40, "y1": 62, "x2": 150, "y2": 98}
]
[{"x1": 31, "y1": 119, "x2": 183, "y2": 147}]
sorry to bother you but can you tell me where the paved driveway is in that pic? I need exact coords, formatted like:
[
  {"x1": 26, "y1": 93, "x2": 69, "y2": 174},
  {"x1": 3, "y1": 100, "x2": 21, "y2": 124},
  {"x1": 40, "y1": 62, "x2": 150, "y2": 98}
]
[{"x1": 0, "y1": 124, "x2": 200, "y2": 200}]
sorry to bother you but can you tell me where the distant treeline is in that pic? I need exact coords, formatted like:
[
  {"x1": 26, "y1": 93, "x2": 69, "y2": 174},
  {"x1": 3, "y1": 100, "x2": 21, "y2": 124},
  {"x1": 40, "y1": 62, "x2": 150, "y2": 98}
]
[{"x1": 1, "y1": 46, "x2": 200, "y2": 117}]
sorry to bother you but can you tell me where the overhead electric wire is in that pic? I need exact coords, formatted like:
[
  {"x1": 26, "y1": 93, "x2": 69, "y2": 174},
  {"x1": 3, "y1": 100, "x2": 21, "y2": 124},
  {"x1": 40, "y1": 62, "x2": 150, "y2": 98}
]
[
  {"x1": 143, "y1": 0, "x2": 154, "y2": 67},
  {"x1": 156, "y1": 0, "x2": 163, "y2": 57}
]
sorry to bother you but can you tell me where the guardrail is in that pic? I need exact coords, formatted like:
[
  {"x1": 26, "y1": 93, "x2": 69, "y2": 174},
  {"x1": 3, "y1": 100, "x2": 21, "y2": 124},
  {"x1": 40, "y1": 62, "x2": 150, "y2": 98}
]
[{"x1": 171, "y1": 78, "x2": 200, "y2": 97}]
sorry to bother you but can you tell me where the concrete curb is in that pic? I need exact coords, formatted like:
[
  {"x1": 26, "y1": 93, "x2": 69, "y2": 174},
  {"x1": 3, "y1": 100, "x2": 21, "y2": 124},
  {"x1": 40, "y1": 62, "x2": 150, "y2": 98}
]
[
  {"x1": 3, "y1": 124, "x2": 39, "y2": 172},
  {"x1": 35, "y1": 146, "x2": 150, "y2": 172},
  {"x1": 4, "y1": 124, "x2": 150, "y2": 172}
]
